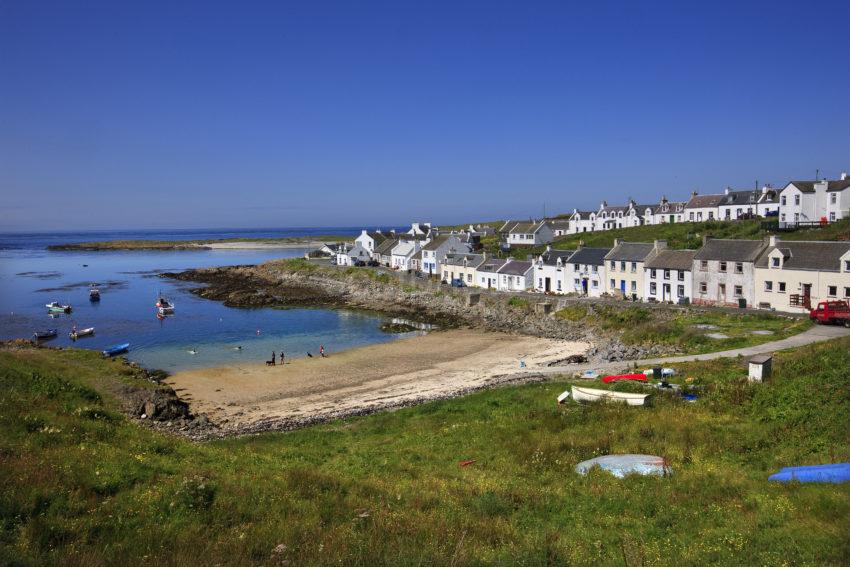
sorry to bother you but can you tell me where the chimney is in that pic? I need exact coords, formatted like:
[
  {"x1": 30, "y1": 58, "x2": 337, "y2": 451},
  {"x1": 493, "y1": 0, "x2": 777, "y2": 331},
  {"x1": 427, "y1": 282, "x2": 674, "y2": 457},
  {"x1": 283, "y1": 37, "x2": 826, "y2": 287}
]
[
  {"x1": 768, "y1": 235, "x2": 779, "y2": 247},
  {"x1": 361, "y1": 229, "x2": 368, "y2": 237},
  {"x1": 842, "y1": 172, "x2": 849, "y2": 181},
  {"x1": 702, "y1": 235, "x2": 711, "y2": 245},
  {"x1": 661, "y1": 195, "x2": 668, "y2": 205},
  {"x1": 761, "y1": 185, "x2": 769, "y2": 195},
  {"x1": 614, "y1": 238, "x2": 624, "y2": 246},
  {"x1": 578, "y1": 239, "x2": 585, "y2": 249},
  {"x1": 692, "y1": 190, "x2": 699, "y2": 198},
  {"x1": 654, "y1": 239, "x2": 667, "y2": 251},
  {"x1": 546, "y1": 245, "x2": 551, "y2": 252},
  {"x1": 724, "y1": 187, "x2": 731, "y2": 195}
]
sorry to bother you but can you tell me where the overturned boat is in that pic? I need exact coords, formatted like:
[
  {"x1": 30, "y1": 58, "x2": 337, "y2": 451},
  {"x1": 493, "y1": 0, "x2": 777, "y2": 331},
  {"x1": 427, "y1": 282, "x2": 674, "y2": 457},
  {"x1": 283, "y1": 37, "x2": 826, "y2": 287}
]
[
  {"x1": 576, "y1": 454, "x2": 671, "y2": 478},
  {"x1": 571, "y1": 385, "x2": 650, "y2": 406}
]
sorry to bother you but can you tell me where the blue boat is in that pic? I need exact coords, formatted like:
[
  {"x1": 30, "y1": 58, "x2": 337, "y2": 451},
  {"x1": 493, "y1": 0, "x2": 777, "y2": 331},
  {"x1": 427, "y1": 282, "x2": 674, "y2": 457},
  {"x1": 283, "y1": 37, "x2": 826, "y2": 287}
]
[
  {"x1": 102, "y1": 343, "x2": 130, "y2": 357},
  {"x1": 768, "y1": 463, "x2": 850, "y2": 484}
]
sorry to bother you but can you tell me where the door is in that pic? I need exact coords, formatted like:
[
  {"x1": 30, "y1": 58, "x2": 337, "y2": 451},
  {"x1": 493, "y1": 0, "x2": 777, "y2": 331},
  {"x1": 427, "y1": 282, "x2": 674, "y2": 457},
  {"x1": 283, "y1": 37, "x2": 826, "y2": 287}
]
[
  {"x1": 544, "y1": 277, "x2": 551, "y2": 292},
  {"x1": 718, "y1": 283, "x2": 726, "y2": 303},
  {"x1": 663, "y1": 283, "x2": 670, "y2": 301},
  {"x1": 620, "y1": 280, "x2": 626, "y2": 293},
  {"x1": 802, "y1": 283, "x2": 812, "y2": 309},
  {"x1": 582, "y1": 279, "x2": 588, "y2": 295}
]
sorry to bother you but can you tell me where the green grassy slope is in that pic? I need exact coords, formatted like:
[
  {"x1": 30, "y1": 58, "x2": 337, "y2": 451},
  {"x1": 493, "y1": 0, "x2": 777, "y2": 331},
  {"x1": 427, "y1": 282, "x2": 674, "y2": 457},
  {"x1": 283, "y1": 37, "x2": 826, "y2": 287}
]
[{"x1": 1, "y1": 340, "x2": 849, "y2": 565}]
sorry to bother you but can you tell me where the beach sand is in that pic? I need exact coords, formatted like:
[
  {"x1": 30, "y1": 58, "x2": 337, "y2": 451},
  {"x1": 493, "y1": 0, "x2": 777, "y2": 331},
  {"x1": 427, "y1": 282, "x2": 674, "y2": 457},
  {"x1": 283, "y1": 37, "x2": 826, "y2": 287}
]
[{"x1": 166, "y1": 330, "x2": 588, "y2": 433}]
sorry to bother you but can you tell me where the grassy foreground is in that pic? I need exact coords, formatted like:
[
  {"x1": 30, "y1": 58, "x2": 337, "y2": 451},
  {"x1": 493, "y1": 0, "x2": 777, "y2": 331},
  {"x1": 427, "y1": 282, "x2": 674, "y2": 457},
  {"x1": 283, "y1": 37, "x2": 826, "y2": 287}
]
[{"x1": 2, "y1": 339, "x2": 849, "y2": 565}]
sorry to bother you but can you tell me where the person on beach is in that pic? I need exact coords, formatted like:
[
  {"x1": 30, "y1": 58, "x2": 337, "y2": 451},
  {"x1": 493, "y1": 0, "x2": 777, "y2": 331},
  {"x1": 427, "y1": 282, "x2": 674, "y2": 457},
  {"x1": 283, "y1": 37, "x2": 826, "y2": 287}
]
[
  {"x1": 280, "y1": 351, "x2": 285, "y2": 365},
  {"x1": 320, "y1": 345, "x2": 325, "y2": 358},
  {"x1": 271, "y1": 351, "x2": 275, "y2": 365}
]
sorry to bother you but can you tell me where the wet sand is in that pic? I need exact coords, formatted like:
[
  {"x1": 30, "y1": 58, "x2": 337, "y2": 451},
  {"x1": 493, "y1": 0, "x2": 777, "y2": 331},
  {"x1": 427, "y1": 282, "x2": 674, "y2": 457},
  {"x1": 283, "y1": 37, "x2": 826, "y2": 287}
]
[{"x1": 166, "y1": 330, "x2": 589, "y2": 433}]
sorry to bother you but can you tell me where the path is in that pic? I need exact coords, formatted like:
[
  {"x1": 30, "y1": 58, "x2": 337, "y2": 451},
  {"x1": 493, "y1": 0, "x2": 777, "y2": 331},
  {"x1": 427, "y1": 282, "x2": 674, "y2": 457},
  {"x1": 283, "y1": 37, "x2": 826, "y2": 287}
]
[{"x1": 526, "y1": 324, "x2": 850, "y2": 376}]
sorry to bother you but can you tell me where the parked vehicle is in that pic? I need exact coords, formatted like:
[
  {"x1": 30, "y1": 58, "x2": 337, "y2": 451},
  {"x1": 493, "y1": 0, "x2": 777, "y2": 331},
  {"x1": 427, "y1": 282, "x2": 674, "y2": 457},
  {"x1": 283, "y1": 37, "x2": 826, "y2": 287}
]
[
  {"x1": 450, "y1": 278, "x2": 466, "y2": 287},
  {"x1": 367, "y1": 260, "x2": 380, "y2": 267},
  {"x1": 809, "y1": 300, "x2": 850, "y2": 327}
]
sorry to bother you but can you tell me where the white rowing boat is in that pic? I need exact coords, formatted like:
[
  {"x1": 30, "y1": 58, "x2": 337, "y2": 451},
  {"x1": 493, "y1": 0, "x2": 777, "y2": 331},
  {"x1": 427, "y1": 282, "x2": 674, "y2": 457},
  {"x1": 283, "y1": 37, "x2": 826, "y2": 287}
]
[
  {"x1": 571, "y1": 385, "x2": 650, "y2": 406},
  {"x1": 70, "y1": 327, "x2": 95, "y2": 339}
]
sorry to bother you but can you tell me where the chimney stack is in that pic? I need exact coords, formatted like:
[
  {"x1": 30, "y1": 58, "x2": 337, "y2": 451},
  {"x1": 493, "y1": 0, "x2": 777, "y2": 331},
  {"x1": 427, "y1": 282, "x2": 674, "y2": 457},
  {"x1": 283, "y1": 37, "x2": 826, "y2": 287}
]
[
  {"x1": 702, "y1": 235, "x2": 711, "y2": 246},
  {"x1": 724, "y1": 187, "x2": 731, "y2": 195},
  {"x1": 842, "y1": 172, "x2": 849, "y2": 181},
  {"x1": 692, "y1": 190, "x2": 699, "y2": 198},
  {"x1": 614, "y1": 238, "x2": 624, "y2": 246},
  {"x1": 768, "y1": 235, "x2": 779, "y2": 247},
  {"x1": 654, "y1": 239, "x2": 667, "y2": 250}
]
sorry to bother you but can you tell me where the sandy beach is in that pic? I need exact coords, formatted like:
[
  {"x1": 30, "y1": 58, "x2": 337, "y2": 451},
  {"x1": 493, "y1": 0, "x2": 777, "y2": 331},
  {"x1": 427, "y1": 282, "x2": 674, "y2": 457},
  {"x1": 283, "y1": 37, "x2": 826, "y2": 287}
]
[{"x1": 166, "y1": 330, "x2": 588, "y2": 433}]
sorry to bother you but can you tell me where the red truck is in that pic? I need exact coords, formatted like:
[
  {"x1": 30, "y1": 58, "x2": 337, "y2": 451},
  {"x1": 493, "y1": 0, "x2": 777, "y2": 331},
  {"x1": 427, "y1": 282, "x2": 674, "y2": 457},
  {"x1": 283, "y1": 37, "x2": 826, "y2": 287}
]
[{"x1": 809, "y1": 300, "x2": 850, "y2": 327}]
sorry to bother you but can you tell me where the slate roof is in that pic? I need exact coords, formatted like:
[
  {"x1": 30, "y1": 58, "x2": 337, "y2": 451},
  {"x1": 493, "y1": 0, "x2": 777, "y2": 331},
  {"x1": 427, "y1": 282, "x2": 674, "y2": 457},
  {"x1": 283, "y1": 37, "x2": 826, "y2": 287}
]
[
  {"x1": 498, "y1": 260, "x2": 533, "y2": 276},
  {"x1": 604, "y1": 242, "x2": 655, "y2": 262},
  {"x1": 367, "y1": 231, "x2": 389, "y2": 245},
  {"x1": 505, "y1": 221, "x2": 547, "y2": 234},
  {"x1": 567, "y1": 247, "x2": 611, "y2": 266},
  {"x1": 719, "y1": 190, "x2": 760, "y2": 207},
  {"x1": 477, "y1": 259, "x2": 507, "y2": 273},
  {"x1": 570, "y1": 210, "x2": 596, "y2": 219},
  {"x1": 685, "y1": 194, "x2": 725, "y2": 209},
  {"x1": 826, "y1": 180, "x2": 850, "y2": 192},
  {"x1": 546, "y1": 219, "x2": 571, "y2": 230},
  {"x1": 392, "y1": 241, "x2": 418, "y2": 257},
  {"x1": 442, "y1": 253, "x2": 486, "y2": 268},
  {"x1": 644, "y1": 250, "x2": 697, "y2": 271},
  {"x1": 785, "y1": 179, "x2": 850, "y2": 193},
  {"x1": 693, "y1": 239, "x2": 766, "y2": 262},
  {"x1": 538, "y1": 249, "x2": 576, "y2": 266},
  {"x1": 374, "y1": 238, "x2": 398, "y2": 256},
  {"x1": 422, "y1": 235, "x2": 453, "y2": 251},
  {"x1": 755, "y1": 241, "x2": 850, "y2": 272}
]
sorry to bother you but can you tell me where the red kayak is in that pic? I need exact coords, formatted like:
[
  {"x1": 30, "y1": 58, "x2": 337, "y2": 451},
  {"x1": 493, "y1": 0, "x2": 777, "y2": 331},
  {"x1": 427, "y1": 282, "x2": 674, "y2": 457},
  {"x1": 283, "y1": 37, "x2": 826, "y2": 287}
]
[{"x1": 601, "y1": 373, "x2": 648, "y2": 384}]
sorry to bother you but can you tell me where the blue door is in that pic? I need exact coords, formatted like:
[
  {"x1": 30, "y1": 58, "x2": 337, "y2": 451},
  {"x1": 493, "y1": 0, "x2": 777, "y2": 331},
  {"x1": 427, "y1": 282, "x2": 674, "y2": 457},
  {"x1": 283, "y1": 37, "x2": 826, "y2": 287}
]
[{"x1": 620, "y1": 280, "x2": 626, "y2": 293}]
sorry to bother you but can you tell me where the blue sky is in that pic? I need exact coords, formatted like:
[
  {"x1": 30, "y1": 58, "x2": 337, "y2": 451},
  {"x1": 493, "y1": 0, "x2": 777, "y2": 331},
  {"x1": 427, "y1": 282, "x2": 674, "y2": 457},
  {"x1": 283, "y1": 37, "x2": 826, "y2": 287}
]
[{"x1": 2, "y1": 0, "x2": 849, "y2": 231}]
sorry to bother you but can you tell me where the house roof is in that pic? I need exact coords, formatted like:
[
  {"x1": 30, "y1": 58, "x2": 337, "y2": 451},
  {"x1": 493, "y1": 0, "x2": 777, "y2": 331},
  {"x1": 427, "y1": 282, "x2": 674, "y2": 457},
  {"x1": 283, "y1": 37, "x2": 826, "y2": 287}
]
[
  {"x1": 826, "y1": 180, "x2": 850, "y2": 192},
  {"x1": 498, "y1": 260, "x2": 533, "y2": 276},
  {"x1": 504, "y1": 221, "x2": 547, "y2": 234},
  {"x1": 685, "y1": 193, "x2": 725, "y2": 209},
  {"x1": 392, "y1": 241, "x2": 418, "y2": 257},
  {"x1": 477, "y1": 259, "x2": 507, "y2": 273},
  {"x1": 374, "y1": 238, "x2": 398, "y2": 256},
  {"x1": 570, "y1": 210, "x2": 596, "y2": 219},
  {"x1": 546, "y1": 219, "x2": 571, "y2": 230},
  {"x1": 637, "y1": 204, "x2": 657, "y2": 214},
  {"x1": 604, "y1": 242, "x2": 655, "y2": 262},
  {"x1": 785, "y1": 179, "x2": 850, "y2": 193},
  {"x1": 539, "y1": 249, "x2": 576, "y2": 266},
  {"x1": 644, "y1": 249, "x2": 697, "y2": 271},
  {"x1": 755, "y1": 241, "x2": 850, "y2": 272},
  {"x1": 693, "y1": 239, "x2": 766, "y2": 262},
  {"x1": 568, "y1": 247, "x2": 611, "y2": 266},
  {"x1": 367, "y1": 231, "x2": 389, "y2": 245},
  {"x1": 442, "y1": 253, "x2": 486, "y2": 268},
  {"x1": 719, "y1": 190, "x2": 760, "y2": 207},
  {"x1": 758, "y1": 190, "x2": 779, "y2": 204},
  {"x1": 422, "y1": 235, "x2": 453, "y2": 251}
]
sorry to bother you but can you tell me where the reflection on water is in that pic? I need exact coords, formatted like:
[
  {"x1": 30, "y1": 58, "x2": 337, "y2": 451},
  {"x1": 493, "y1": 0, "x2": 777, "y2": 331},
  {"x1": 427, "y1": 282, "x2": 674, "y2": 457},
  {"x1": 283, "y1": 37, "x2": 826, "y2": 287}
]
[{"x1": 1, "y1": 245, "x2": 411, "y2": 372}]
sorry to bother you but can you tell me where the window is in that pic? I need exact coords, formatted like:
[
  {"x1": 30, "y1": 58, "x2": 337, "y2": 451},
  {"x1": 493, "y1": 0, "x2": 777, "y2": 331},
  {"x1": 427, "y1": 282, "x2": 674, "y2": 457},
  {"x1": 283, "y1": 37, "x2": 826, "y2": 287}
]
[
  {"x1": 781, "y1": 213, "x2": 786, "y2": 222},
  {"x1": 699, "y1": 282, "x2": 707, "y2": 293},
  {"x1": 794, "y1": 195, "x2": 800, "y2": 205},
  {"x1": 794, "y1": 213, "x2": 799, "y2": 222},
  {"x1": 734, "y1": 285, "x2": 743, "y2": 297},
  {"x1": 557, "y1": 280, "x2": 562, "y2": 291},
  {"x1": 828, "y1": 286, "x2": 837, "y2": 297},
  {"x1": 845, "y1": 287, "x2": 850, "y2": 298},
  {"x1": 592, "y1": 280, "x2": 598, "y2": 289},
  {"x1": 610, "y1": 279, "x2": 616, "y2": 289},
  {"x1": 631, "y1": 281, "x2": 636, "y2": 292},
  {"x1": 678, "y1": 271, "x2": 684, "y2": 281},
  {"x1": 467, "y1": 274, "x2": 472, "y2": 282},
  {"x1": 574, "y1": 279, "x2": 580, "y2": 286},
  {"x1": 664, "y1": 269, "x2": 670, "y2": 280},
  {"x1": 650, "y1": 282, "x2": 657, "y2": 295},
  {"x1": 592, "y1": 265, "x2": 597, "y2": 273},
  {"x1": 779, "y1": 282, "x2": 786, "y2": 293},
  {"x1": 781, "y1": 195, "x2": 786, "y2": 205},
  {"x1": 771, "y1": 257, "x2": 780, "y2": 268},
  {"x1": 830, "y1": 193, "x2": 838, "y2": 204},
  {"x1": 689, "y1": 212, "x2": 695, "y2": 221},
  {"x1": 735, "y1": 262, "x2": 743, "y2": 274},
  {"x1": 677, "y1": 285, "x2": 685, "y2": 297},
  {"x1": 765, "y1": 281, "x2": 773, "y2": 292},
  {"x1": 574, "y1": 263, "x2": 579, "y2": 271},
  {"x1": 443, "y1": 271, "x2": 448, "y2": 279},
  {"x1": 620, "y1": 261, "x2": 626, "y2": 271},
  {"x1": 846, "y1": 261, "x2": 850, "y2": 271},
  {"x1": 538, "y1": 278, "x2": 543, "y2": 288},
  {"x1": 700, "y1": 260, "x2": 708, "y2": 271},
  {"x1": 610, "y1": 260, "x2": 616, "y2": 270},
  {"x1": 735, "y1": 208, "x2": 741, "y2": 218},
  {"x1": 708, "y1": 211, "x2": 715, "y2": 220},
  {"x1": 630, "y1": 262, "x2": 637, "y2": 273},
  {"x1": 650, "y1": 269, "x2": 657, "y2": 279},
  {"x1": 719, "y1": 261, "x2": 727, "y2": 272},
  {"x1": 830, "y1": 212, "x2": 836, "y2": 222}
]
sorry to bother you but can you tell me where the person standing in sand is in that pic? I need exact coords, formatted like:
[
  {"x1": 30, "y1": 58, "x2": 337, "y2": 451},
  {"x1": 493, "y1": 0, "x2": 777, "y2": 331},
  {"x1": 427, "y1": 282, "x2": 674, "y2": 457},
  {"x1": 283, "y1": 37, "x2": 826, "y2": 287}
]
[
  {"x1": 320, "y1": 345, "x2": 326, "y2": 358},
  {"x1": 280, "y1": 351, "x2": 285, "y2": 365}
]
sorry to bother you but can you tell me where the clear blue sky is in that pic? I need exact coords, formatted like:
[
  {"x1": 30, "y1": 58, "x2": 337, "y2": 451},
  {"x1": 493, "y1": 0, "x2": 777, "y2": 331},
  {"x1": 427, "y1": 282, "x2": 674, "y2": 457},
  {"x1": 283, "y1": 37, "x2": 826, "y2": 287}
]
[{"x1": 2, "y1": 0, "x2": 849, "y2": 231}]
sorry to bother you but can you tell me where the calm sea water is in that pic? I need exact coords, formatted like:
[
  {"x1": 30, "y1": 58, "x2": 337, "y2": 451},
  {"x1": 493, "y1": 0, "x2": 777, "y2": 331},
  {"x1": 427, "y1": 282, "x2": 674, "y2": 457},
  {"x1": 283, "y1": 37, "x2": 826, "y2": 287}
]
[{"x1": 0, "y1": 228, "x2": 412, "y2": 372}]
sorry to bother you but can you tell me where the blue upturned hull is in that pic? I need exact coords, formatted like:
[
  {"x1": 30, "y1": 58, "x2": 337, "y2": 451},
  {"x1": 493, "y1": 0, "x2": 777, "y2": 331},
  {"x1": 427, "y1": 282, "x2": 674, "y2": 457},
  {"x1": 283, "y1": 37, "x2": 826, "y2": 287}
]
[
  {"x1": 102, "y1": 343, "x2": 130, "y2": 357},
  {"x1": 769, "y1": 463, "x2": 850, "y2": 484}
]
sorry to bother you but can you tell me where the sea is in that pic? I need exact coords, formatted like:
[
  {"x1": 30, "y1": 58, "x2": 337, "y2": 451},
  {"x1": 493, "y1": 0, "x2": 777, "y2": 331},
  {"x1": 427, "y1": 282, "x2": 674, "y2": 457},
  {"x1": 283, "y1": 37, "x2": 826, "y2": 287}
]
[{"x1": 0, "y1": 227, "x2": 411, "y2": 372}]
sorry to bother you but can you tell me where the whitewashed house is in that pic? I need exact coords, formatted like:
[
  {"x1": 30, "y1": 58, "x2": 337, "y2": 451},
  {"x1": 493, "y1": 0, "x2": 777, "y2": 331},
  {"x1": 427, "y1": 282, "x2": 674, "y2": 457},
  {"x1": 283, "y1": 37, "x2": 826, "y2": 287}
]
[
  {"x1": 604, "y1": 240, "x2": 656, "y2": 299},
  {"x1": 692, "y1": 238, "x2": 768, "y2": 307},
  {"x1": 335, "y1": 242, "x2": 372, "y2": 266},
  {"x1": 373, "y1": 238, "x2": 399, "y2": 266},
  {"x1": 563, "y1": 246, "x2": 610, "y2": 297},
  {"x1": 756, "y1": 186, "x2": 780, "y2": 218},
  {"x1": 355, "y1": 230, "x2": 389, "y2": 254},
  {"x1": 567, "y1": 210, "x2": 598, "y2": 234},
  {"x1": 684, "y1": 192, "x2": 724, "y2": 222},
  {"x1": 407, "y1": 222, "x2": 433, "y2": 237},
  {"x1": 476, "y1": 258, "x2": 507, "y2": 289},
  {"x1": 497, "y1": 259, "x2": 534, "y2": 292},
  {"x1": 547, "y1": 219, "x2": 572, "y2": 237},
  {"x1": 534, "y1": 249, "x2": 575, "y2": 294},
  {"x1": 500, "y1": 220, "x2": 555, "y2": 247},
  {"x1": 643, "y1": 197, "x2": 687, "y2": 225},
  {"x1": 421, "y1": 235, "x2": 471, "y2": 276},
  {"x1": 778, "y1": 173, "x2": 850, "y2": 227},
  {"x1": 441, "y1": 253, "x2": 486, "y2": 287},
  {"x1": 718, "y1": 188, "x2": 760, "y2": 221},
  {"x1": 596, "y1": 201, "x2": 641, "y2": 230},
  {"x1": 643, "y1": 249, "x2": 696, "y2": 303},
  {"x1": 391, "y1": 240, "x2": 423, "y2": 271},
  {"x1": 754, "y1": 237, "x2": 850, "y2": 312}
]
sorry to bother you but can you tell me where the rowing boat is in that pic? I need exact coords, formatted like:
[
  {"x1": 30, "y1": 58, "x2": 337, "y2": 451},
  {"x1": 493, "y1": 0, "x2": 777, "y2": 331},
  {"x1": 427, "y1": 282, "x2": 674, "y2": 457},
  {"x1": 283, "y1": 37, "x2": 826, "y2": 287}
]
[
  {"x1": 571, "y1": 385, "x2": 650, "y2": 406},
  {"x1": 102, "y1": 343, "x2": 130, "y2": 357},
  {"x1": 601, "y1": 373, "x2": 648, "y2": 384},
  {"x1": 33, "y1": 329, "x2": 58, "y2": 340},
  {"x1": 70, "y1": 327, "x2": 95, "y2": 339}
]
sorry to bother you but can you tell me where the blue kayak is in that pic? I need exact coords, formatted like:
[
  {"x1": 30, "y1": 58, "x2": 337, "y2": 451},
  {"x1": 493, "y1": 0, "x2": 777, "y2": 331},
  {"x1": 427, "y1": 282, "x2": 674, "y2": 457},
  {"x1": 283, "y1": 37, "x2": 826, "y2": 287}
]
[
  {"x1": 102, "y1": 343, "x2": 130, "y2": 357},
  {"x1": 768, "y1": 463, "x2": 850, "y2": 484}
]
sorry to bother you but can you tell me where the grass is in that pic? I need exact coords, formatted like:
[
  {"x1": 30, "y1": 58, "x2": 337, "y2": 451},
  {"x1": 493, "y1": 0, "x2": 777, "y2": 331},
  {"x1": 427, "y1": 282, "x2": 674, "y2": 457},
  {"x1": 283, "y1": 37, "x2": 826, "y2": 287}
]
[
  {"x1": 1, "y1": 338, "x2": 849, "y2": 564},
  {"x1": 555, "y1": 305, "x2": 813, "y2": 354}
]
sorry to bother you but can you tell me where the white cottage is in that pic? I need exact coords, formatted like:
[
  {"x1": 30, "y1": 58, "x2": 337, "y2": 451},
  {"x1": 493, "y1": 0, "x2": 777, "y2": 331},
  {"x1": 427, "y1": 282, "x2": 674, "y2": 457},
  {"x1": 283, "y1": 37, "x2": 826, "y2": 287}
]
[{"x1": 643, "y1": 249, "x2": 696, "y2": 303}]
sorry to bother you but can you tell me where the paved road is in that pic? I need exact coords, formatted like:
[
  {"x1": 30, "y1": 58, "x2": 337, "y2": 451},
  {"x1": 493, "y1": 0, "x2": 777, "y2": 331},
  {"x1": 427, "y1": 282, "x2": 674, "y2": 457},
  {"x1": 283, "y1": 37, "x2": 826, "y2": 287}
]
[{"x1": 528, "y1": 323, "x2": 850, "y2": 376}]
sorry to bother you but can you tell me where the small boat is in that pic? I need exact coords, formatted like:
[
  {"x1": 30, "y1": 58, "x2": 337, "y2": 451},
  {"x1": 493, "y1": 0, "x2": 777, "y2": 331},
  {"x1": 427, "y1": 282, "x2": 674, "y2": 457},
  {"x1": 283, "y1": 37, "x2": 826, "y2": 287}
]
[
  {"x1": 70, "y1": 327, "x2": 95, "y2": 340},
  {"x1": 45, "y1": 301, "x2": 72, "y2": 313},
  {"x1": 156, "y1": 295, "x2": 175, "y2": 315},
  {"x1": 602, "y1": 373, "x2": 648, "y2": 384},
  {"x1": 102, "y1": 343, "x2": 130, "y2": 357},
  {"x1": 571, "y1": 385, "x2": 650, "y2": 406},
  {"x1": 89, "y1": 288, "x2": 101, "y2": 301},
  {"x1": 576, "y1": 455, "x2": 671, "y2": 478},
  {"x1": 576, "y1": 370, "x2": 599, "y2": 380},
  {"x1": 768, "y1": 463, "x2": 850, "y2": 484},
  {"x1": 557, "y1": 390, "x2": 571, "y2": 404},
  {"x1": 33, "y1": 329, "x2": 58, "y2": 340},
  {"x1": 642, "y1": 368, "x2": 676, "y2": 378}
]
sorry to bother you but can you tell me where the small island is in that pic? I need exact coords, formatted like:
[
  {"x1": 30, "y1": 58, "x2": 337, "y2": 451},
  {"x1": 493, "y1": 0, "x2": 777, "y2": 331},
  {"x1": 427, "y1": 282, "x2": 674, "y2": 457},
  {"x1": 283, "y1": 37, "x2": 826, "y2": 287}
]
[{"x1": 46, "y1": 235, "x2": 352, "y2": 251}]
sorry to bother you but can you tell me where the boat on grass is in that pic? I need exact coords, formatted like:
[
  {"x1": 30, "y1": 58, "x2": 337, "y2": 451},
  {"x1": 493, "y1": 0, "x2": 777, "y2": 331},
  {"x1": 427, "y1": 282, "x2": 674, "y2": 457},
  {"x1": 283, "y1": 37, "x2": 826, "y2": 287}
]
[
  {"x1": 575, "y1": 454, "x2": 671, "y2": 478},
  {"x1": 70, "y1": 327, "x2": 95, "y2": 340},
  {"x1": 768, "y1": 463, "x2": 850, "y2": 484},
  {"x1": 642, "y1": 367, "x2": 675, "y2": 377},
  {"x1": 46, "y1": 301, "x2": 72, "y2": 313},
  {"x1": 102, "y1": 343, "x2": 130, "y2": 357},
  {"x1": 571, "y1": 385, "x2": 650, "y2": 406},
  {"x1": 602, "y1": 373, "x2": 648, "y2": 384},
  {"x1": 33, "y1": 329, "x2": 58, "y2": 340}
]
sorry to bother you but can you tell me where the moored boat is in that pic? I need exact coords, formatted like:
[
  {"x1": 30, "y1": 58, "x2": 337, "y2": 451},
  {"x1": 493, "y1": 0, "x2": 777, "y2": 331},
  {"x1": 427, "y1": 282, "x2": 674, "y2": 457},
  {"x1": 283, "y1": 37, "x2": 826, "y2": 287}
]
[
  {"x1": 33, "y1": 329, "x2": 58, "y2": 340},
  {"x1": 70, "y1": 327, "x2": 95, "y2": 339},
  {"x1": 102, "y1": 343, "x2": 130, "y2": 357},
  {"x1": 571, "y1": 385, "x2": 650, "y2": 406},
  {"x1": 601, "y1": 373, "x2": 648, "y2": 384},
  {"x1": 89, "y1": 287, "x2": 101, "y2": 301},
  {"x1": 46, "y1": 301, "x2": 72, "y2": 313},
  {"x1": 156, "y1": 295, "x2": 175, "y2": 315}
]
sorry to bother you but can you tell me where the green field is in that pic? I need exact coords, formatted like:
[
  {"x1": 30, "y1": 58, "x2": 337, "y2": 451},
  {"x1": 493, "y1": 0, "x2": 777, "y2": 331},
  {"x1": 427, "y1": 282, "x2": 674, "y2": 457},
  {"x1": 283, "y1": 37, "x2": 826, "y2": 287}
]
[
  {"x1": 555, "y1": 305, "x2": 813, "y2": 355},
  {"x1": 2, "y1": 337, "x2": 849, "y2": 565}
]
